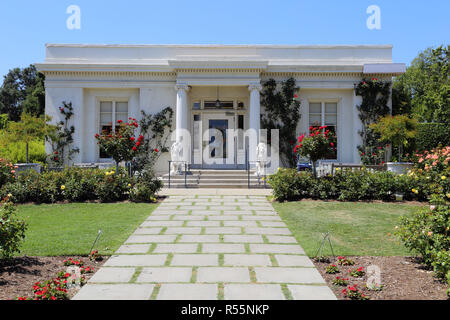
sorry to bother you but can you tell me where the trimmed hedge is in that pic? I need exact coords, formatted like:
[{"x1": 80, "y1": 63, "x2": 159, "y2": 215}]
[
  {"x1": 415, "y1": 123, "x2": 450, "y2": 152},
  {"x1": 268, "y1": 168, "x2": 449, "y2": 202}
]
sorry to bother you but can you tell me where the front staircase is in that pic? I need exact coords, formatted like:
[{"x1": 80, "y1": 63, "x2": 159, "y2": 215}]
[{"x1": 159, "y1": 169, "x2": 269, "y2": 189}]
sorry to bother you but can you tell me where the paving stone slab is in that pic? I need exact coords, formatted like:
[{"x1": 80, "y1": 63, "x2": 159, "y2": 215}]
[
  {"x1": 202, "y1": 243, "x2": 246, "y2": 253},
  {"x1": 72, "y1": 284, "x2": 154, "y2": 300},
  {"x1": 223, "y1": 221, "x2": 258, "y2": 227},
  {"x1": 274, "y1": 255, "x2": 315, "y2": 267},
  {"x1": 254, "y1": 267, "x2": 325, "y2": 284},
  {"x1": 145, "y1": 216, "x2": 175, "y2": 221},
  {"x1": 179, "y1": 206, "x2": 208, "y2": 210},
  {"x1": 208, "y1": 215, "x2": 239, "y2": 221},
  {"x1": 197, "y1": 267, "x2": 251, "y2": 283},
  {"x1": 223, "y1": 235, "x2": 264, "y2": 243},
  {"x1": 178, "y1": 235, "x2": 220, "y2": 243},
  {"x1": 116, "y1": 244, "x2": 151, "y2": 254},
  {"x1": 191, "y1": 210, "x2": 222, "y2": 215},
  {"x1": 208, "y1": 206, "x2": 240, "y2": 211},
  {"x1": 266, "y1": 236, "x2": 298, "y2": 244},
  {"x1": 250, "y1": 244, "x2": 305, "y2": 254},
  {"x1": 104, "y1": 255, "x2": 168, "y2": 267},
  {"x1": 186, "y1": 221, "x2": 221, "y2": 227},
  {"x1": 140, "y1": 221, "x2": 183, "y2": 227},
  {"x1": 165, "y1": 227, "x2": 202, "y2": 234},
  {"x1": 223, "y1": 254, "x2": 271, "y2": 266},
  {"x1": 245, "y1": 227, "x2": 292, "y2": 235},
  {"x1": 172, "y1": 215, "x2": 205, "y2": 221},
  {"x1": 152, "y1": 210, "x2": 190, "y2": 215},
  {"x1": 240, "y1": 206, "x2": 274, "y2": 211},
  {"x1": 224, "y1": 284, "x2": 285, "y2": 300},
  {"x1": 88, "y1": 267, "x2": 135, "y2": 283},
  {"x1": 288, "y1": 285, "x2": 337, "y2": 300},
  {"x1": 242, "y1": 216, "x2": 282, "y2": 221},
  {"x1": 126, "y1": 235, "x2": 176, "y2": 244},
  {"x1": 260, "y1": 221, "x2": 287, "y2": 227},
  {"x1": 137, "y1": 267, "x2": 192, "y2": 283},
  {"x1": 153, "y1": 244, "x2": 198, "y2": 253},
  {"x1": 223, "y1": 210, "x2": 254, "y2": 215},
  {"x1": 132, "y1": 228, "x2": 163, "y2": 235},
  {"x1": 171, "y1": 254, "x2": 219, "y2": 266},
  {"x1": 157, "y1": 284, "x2": 218, "y2": 300},
  {"x1": 204, "y1": 227, "x2": 242, "y2": 234}
]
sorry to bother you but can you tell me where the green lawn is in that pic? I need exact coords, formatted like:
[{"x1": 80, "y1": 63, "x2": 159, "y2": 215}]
[
  {"x1": 15, "y1": 202, "x2": 158, "y2": 256},
  {"x1": 272, "y1": 200, "x2": 421, "y2": 256}
]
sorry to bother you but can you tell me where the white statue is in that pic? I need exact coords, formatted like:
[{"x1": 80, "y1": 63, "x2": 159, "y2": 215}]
[
  {"x1": 209, "y1": 134, "x2": 223, "y2": 159},
  {"x1": 170, "y1": 141, "x2": 183, "y2": 175},
  {"x1": 255, "y1": 142, "x2": 267, "y2": 176}
]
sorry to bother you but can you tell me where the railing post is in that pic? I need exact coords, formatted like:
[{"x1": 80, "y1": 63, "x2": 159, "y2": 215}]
[
  {"x1": 168, "y1": 161, "x2": 171, "y2": 189},
  {"x1": 184, "y1": 162, "x2": 187, "y2": 188},
  {"x1": 264, "y1": 161, "x2": 267, "y2": 189}
]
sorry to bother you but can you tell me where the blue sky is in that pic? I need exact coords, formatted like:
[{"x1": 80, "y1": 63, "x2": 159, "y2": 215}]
[{"x1": 0, "y1": 0, "x2": 448, "y2": 77}]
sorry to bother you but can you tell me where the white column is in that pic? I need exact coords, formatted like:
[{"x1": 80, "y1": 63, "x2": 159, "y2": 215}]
[
  {"x1": 352, "y1": 88, "x2": 363, "y2": 163},
  {"x1": 248, "y1": 84, "x2": 262, "y2": 163},
  {"x1": 175, "y1": 84, "x2": 190, "y2": 162}
]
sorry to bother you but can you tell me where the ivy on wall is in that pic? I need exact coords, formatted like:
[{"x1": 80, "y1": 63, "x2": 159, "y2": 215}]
[
  {"x1": 355, "y1": 78, "x2": 392, "y2": 165},
  {"x1": 45, "y1": 101, "x2": 79, "y2": 167},
  {"x1": 261, "y1": 78, "x2": 301, "y2": 168}
]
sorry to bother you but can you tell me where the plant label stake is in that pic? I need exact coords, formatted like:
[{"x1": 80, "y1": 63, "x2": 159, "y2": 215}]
[
  {"x1": 89, "y1": 229, "x2": 102, "y2": 255},
  {"x1": 314, "y1": 232, "x2": 335, "y2": 259}
]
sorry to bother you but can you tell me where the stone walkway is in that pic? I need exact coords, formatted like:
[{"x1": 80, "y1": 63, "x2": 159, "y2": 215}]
[{"x1": 73, "y1": 195, "x2": 336, "y2": 300}]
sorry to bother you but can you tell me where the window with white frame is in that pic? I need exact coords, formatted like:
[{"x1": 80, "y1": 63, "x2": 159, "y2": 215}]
[
  {"x1": 308, "y1": 101, "x2": 337, "y2": 160},
  {"x1": 99, "y1": 100, "x2": 128, "y2": 158}
]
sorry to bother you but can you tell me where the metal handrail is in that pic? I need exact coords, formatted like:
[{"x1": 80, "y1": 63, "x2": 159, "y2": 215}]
[
  {"x1": 168, "y1": 160, "x2": 189, "y2": 188},
  {"x1": 247, "y1": 160, "x2": 268, "y2": 189}
]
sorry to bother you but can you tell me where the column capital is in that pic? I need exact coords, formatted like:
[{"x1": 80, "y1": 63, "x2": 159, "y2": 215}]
[
  {"x1": 175, "y1": 84, "x2": 190, "y2": 92},
  {"x1": 248, "y1": 83, "x2": 262, "y2": 92}
]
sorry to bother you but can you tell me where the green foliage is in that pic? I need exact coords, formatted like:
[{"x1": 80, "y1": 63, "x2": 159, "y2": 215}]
[
  {"x1": 369, "y1": 115, "x2": 418, "y2": 161},
  {"x1": 0, "y1": 139, "x2": 46, "y2": 164},
  {"x1": 0, "y1": 114, "x2": 7, "y2": 129},
  {"x1": 0, "y1": 199, "x2": 28, "y2": 259},
  {"x1": 0, "y1": 65, "x2": 45, "y2": 121},
  {"x1": 267, "y1": 168, "x2": 449, "y2": 202},
  {"x1": 0, "y1": 167, "x2": 162, "y2": 204},
  {"x1": 355, "y1": 78, "x2": 392, "y2": 164},
  {"x1": 393, "y1": 45, "x2": 449, "y2": 123},
  {"x1": 396, "y1": 199, "x2": 449, "y2": 290},
  {"x1": 261, "y1": 78, "x2": 301, "y2": 167},
  {"x1": 415, "y1": 123, "x2": 450, "y2": 152},
  {"x1": 45, "y1": 102, "x2": 79, "y2": 166}
]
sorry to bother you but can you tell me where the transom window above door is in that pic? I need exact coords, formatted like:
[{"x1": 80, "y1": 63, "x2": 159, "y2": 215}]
[
  {"x1": 309, "y1": 101, "x2": 337, "y2": 160},
  {"x1": 99, "y1": 100, "x2": 128, "y2": 158}
]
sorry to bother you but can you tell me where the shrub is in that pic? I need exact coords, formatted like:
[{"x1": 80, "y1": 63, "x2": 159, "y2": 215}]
[
  {"x1": 0, "y1": 197, "x2": 27, "y2": 259},
  {"x1": 0, "y1": 158, "x2": 16, "y2": 189},
  {"x1": 415, "y1": 123, "x2": 450, "y2": 152},
  {"x1": 0, "y1": 139, "x2": 46, "y2": 164},
  {"x1": 396, "y1": 199, "x2": 449, "y2": 290},
  {"x1": 129, "y1": 170, "x2": 162, "y2": 203}
]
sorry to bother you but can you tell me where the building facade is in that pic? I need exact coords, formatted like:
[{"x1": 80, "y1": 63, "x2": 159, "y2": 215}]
[{"x1": 36, "y1": 44, "x2": 405, "y2": 174}]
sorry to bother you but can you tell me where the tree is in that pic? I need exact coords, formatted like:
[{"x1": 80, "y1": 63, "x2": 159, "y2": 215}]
[
  {"x1": 261, "y1": 78, "x2": 301, "y2": 167},
  {"x1": 3, "y1": 113, "x2": 49, "y2": 163},
  {"x1": 369, "y1": 115, "x2": 418, "y2": 161},
  {"x1": 0, "y1": 65, "x2": 45, "y2": 121},
  {"x1": 294, "y1": 126, "x2": 334, "y2": 177},
  {"x1": 392, "y1": 45, "x2": 449, "y2": 123}
]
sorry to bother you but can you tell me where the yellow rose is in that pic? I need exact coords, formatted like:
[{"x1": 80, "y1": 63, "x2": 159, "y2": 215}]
[
  {"x1": 441, "y1": 176, "x2": 446, "y2": 180},
  {"x1": 61, "y1": 185, "x2": 66, "y2": 190},
  {"x1": 411, "y1": 188, "x2": 418, "y2": 194},
  {"x1": 7, "y1": 193, "x2": 12, "y2": 197}
]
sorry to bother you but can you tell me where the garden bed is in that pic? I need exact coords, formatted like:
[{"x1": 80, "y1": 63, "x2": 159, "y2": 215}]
[
  {"x1": 0, "y1": 255, "x2": 106, "y2": 300},
  {"x1": 313, "y1": 256, "x2": 448, "y2": 300}
]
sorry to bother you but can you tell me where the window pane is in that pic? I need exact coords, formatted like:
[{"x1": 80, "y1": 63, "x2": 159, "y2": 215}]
[
  {"x1": 100, "y1": 113, "x2": 112, "y2": 124},
  {"x1": 325, "y1": 114, "x2": 337, "y2": 125},
  {"x1": 309, "y1": 115, "x2": 321, "y2": 125},
  {"x1": 116, "y1": 102, "x2": 128, "y2": 113},
  {"x1": 100, "y1": 102, "x2": 112, "y2": 113},
  {"x1": 325, "y1": 103, "x2": 337, "y2": 113},
  {"x1": 309, "y1": 103, "x2": 321, "y2": 113},
  {"x1": 193, "y1": 101, "x2": 201, "y2": 109}
]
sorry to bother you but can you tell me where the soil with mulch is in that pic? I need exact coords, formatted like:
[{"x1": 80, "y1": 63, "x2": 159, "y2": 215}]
[
  {"x1": 313, "y1": 256, "x2": 448, "y2": 300},
  {"x1": 0, "y1": 256, "x2": 107, "y2": 300}
]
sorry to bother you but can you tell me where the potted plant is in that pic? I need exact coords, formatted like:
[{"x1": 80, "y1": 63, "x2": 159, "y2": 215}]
[{"x1": 369, "y1": 115, "x2": 418, "y2": 174}]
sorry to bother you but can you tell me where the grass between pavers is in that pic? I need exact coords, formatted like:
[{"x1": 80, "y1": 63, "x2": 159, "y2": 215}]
[
  {"x1": 272, "y1": 200, "x2": 421, "y2": 256},
  {"x1": 15, "y1": 202, "x2": 159, "y2": 256}
]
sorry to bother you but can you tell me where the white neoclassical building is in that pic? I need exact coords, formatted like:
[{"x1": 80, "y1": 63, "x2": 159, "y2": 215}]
[{"x1": 36, "y1": 44, "x2": 405, "y2": 174}]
